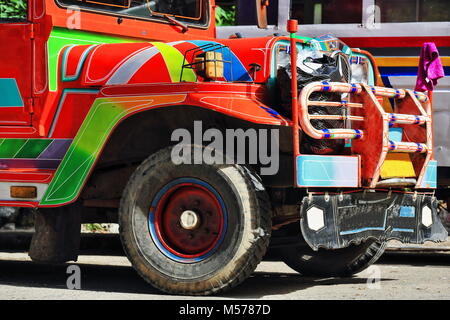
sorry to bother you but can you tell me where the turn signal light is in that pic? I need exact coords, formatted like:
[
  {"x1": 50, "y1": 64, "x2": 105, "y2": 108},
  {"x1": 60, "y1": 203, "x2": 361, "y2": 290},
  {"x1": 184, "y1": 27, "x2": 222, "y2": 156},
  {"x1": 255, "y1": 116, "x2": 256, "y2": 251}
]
[{"x1": 10, "y1": 186, "x2": 37, "y2": 199}]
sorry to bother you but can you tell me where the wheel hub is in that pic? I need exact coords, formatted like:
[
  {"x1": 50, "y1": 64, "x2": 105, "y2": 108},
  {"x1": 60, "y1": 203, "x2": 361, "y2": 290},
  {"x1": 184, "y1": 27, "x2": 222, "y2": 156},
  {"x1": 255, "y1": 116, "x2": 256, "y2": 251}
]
[
  {"x1": 179, "y1": 210, "x2": 200, "y2": 230},
  {"x1": 152, "y1": 183, "x2": 225, "y2": 259}
]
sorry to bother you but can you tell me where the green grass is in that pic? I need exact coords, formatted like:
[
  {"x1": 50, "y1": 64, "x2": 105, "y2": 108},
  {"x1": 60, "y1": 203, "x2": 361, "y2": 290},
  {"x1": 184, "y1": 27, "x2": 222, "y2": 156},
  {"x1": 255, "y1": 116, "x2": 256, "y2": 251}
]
[
  {"x1": 0, "y1": 0, "x2": 27, "y2": 19},
  {"x1": 216, "y1": 5, "x2": 236, "y2": 26}
]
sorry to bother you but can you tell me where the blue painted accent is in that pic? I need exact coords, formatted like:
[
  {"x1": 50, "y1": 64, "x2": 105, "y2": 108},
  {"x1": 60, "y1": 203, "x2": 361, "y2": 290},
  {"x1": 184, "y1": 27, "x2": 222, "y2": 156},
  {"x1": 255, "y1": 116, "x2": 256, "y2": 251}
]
[
  {"x1": 322, "y1": 128, "x2": 331, "y2": 139},
  {"x1": 148, "y1": 178, "x2": 228, "y2": 263},
  {"x1": 416, "y1": 143, "x2": 423, "y2": 153},
  {"x1": 389, "y1": 113, "x2": 396, "y2": 122},
  {"x1": 260, "y1": 105, "x2": 281, "y2": 119},
  {"x1": 399, "y1": 206, "x2": 415, "y2": 218},
  {"x1": 392, "y1": 228, "x2": 414, "y2": 233},
  {"x1": 341, "y1": 226, "x2": 414, "y2": 236},
  {"x1": 0, "y1": 78, "x2": 24, "y2": 107},
  {"x1": 187, "y1": 40, "x2": 252, "y2": 82},
  {"x1": 388, "y1": 140, "x2": 396, "y2": 150},
  {"x1": 389, "y1": 128, "x2": 403, "y2": 142},
  {"x1": 61, "y1": 45, "x2": 96, "y2": 82},
  {"x1": 340, "y1": 227, "x2": 385, "y2": 236},
  {"x1": 297, "y1": 155, "x2": 359, "y2": 187},
  {"x1": 420, "y1": 160, "x2": 437, "y2": 188}
]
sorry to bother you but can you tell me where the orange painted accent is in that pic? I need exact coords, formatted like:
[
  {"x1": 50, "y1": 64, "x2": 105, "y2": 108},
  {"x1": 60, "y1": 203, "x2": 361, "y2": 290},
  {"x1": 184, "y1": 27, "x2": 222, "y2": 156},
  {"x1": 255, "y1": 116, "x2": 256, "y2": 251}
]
[
  {"x1": 108, "y1": 93, "x2": 188, "y2": 106},
  {"x1": 86, "y1": 0, "x2": 130, "y2": 8},
  {"x1": 287, "y1": 19, "x2": 298, "y2": 33},
  {"x1": 376, "y1": 56, "x2": 450, "y2": 67}
]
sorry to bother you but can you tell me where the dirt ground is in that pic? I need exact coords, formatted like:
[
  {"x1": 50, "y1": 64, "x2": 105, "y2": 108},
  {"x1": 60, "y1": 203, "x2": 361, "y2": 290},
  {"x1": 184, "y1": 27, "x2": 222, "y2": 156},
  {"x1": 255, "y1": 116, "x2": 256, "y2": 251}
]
[{"x1": 0, "y1": 249, "x2": 448, "y2": 300}]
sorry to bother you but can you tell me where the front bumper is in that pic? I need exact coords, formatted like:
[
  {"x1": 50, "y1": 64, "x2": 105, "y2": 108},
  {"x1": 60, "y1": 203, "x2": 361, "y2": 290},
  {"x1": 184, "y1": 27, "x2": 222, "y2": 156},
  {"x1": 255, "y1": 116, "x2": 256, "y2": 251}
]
[{"x1": 300, "y1": 192, "x2": 448, "y2": 250}]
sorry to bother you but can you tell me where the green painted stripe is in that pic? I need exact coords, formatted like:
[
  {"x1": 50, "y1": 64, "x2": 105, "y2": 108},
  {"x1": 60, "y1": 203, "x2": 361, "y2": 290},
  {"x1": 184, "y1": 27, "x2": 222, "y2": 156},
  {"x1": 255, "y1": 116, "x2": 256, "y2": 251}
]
[
  {"x1": 15, "y1": 139, "x2": 52, "y2": 159},
  {"x1": 41, "y1": 98, "x2": 144, "y2": 205},
  {"x1": 0, "y1": 139, "x2": 28, "y2": 158},
  {"x1": 0, "y1": 139, "x2": 54, "y2": 159},
  {"x1": 151, "y1": 42, "x2": 196, "y2": 82}
]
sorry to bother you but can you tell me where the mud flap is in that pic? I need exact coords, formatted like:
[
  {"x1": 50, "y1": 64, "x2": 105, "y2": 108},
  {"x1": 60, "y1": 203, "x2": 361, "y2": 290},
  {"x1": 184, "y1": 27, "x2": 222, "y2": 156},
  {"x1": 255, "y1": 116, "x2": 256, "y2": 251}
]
[
  {"x1": 29, "y1": 205, "x2": 81, "y2": 264},
  {"x1": 300, "y1": 192, "x2": 448, "y2": 250}
]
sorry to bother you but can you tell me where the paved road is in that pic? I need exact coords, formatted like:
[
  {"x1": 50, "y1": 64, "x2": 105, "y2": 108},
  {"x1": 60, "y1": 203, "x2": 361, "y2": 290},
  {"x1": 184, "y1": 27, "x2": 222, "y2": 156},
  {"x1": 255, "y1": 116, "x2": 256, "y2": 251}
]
[{"x1": 0, "y1": 251, "x2": 449, "y2": 300}]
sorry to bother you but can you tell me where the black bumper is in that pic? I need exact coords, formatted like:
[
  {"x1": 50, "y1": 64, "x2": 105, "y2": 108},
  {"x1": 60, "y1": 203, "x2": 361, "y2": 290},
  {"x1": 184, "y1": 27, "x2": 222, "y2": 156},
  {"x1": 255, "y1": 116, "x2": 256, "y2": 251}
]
[{"x1": 300, "y1": 192, "x2": 448, "y2": 250}]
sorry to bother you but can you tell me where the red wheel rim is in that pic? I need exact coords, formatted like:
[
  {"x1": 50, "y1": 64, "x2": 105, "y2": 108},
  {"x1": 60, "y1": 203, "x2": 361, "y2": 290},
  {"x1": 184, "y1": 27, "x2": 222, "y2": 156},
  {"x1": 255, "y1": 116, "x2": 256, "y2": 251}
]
[{"x1": 153, "y1": 183, "x2": 224, "y2": 258}]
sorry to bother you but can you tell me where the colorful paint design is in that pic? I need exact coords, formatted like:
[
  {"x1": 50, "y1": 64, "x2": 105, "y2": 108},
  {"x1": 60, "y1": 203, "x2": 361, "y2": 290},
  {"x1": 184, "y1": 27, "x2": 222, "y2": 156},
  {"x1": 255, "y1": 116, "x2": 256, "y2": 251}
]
[
  {"x1": 40, "y1": 94, "x2": 187, "y2": 206},
  {"x1": 61, "y1": 45, "x2": 97, "y2": 82},
  {"x1": 49, "y1": 28, "x2": 253, "y2": 91},
  {"x1": 0, "y1": 139, "x2": 71, "y2": 170},
  {"x1": 48, "y1": 27, "x2": 139, "y2": 91},
  {"x1": 187, "y1": 40, "x2": 252, "y2": 82}
]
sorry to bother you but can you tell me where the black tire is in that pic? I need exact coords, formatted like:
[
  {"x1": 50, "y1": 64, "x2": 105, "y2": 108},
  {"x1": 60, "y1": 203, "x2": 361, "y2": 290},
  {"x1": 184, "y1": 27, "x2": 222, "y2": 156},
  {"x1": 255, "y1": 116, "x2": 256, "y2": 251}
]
[
  {"x1": 278, "y1": 225, "x2": 386, "y2": 277},
  {"x1": 119, "y1": 146, "x2": 271, "y2": 295}
]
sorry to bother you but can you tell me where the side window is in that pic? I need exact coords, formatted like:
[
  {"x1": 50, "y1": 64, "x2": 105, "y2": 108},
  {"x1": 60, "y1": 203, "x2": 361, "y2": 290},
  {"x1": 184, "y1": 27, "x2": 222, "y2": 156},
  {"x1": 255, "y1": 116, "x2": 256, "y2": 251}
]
[
  {"x1": 57, "y1": 0, "x2": 207, "y2": 23},
  {"x1": 0, "y1": 0, "x2": 28, "y2": 21},
  {"x1": 291, "y1": 0, "x2": 362, "y2": 24},
  {"x1": 375, "y1": 0, "x2": 449, "y2": 22}
]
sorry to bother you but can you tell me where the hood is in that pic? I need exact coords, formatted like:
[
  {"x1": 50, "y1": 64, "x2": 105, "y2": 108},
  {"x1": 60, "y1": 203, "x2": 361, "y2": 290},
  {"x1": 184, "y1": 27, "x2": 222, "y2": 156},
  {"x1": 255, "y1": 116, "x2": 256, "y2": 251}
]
[{"x1": 59, "y1": 40, "x2": 254, "y2": 87}]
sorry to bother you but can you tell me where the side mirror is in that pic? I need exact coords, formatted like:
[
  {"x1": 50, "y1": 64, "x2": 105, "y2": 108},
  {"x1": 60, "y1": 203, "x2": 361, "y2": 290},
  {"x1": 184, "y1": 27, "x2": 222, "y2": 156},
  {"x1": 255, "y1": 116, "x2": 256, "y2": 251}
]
[{"x1": 256, "y1": 0, "x2": 269, "y2": 29}]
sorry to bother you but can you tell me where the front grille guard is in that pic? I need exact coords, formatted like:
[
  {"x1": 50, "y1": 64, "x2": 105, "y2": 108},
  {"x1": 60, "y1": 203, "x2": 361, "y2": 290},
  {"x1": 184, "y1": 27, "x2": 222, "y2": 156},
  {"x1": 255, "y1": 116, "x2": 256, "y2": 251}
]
[{"x1": 297, "y1": 81, "x2": 433, "y2": 189}]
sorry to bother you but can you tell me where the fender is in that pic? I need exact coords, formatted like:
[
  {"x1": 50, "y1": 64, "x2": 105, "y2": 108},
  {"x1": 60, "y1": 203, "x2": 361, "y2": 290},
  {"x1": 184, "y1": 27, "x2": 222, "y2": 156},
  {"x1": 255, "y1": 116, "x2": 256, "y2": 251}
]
[{"x1": 39, "y1": 82, "x2": 290, "y2": 207}]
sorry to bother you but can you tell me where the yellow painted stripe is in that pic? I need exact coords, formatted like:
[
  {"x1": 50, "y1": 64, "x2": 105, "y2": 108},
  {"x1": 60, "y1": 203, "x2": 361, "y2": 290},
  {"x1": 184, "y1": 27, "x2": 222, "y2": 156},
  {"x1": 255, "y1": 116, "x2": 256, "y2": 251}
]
[
  {"x1": 151, "y1": 42, "x2": 196, "y2": 83},
  {"x1": 376, "y1": 56, "x2": 450, "y2": 67}
]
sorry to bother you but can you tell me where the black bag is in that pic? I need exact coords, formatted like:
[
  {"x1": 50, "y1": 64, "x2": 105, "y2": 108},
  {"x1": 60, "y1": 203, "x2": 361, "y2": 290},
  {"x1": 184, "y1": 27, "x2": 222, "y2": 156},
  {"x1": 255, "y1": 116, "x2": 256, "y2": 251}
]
[{"x1": 277, "y1": 57, "x2": 346, "y2": 155}]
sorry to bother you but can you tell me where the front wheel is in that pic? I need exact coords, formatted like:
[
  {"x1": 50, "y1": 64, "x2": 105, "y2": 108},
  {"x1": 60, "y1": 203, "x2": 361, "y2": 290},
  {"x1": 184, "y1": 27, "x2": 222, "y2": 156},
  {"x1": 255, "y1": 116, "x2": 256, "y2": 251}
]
[{"x1": 119, "y1": 146, "x2": 271, "y2": 295}]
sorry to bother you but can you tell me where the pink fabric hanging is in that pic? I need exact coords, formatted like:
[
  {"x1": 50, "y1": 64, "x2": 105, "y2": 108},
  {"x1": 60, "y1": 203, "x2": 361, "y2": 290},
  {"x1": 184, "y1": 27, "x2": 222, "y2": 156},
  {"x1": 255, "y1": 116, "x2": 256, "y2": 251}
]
[{"x1": 415, "y1": 42, "x2": 445, "y2": 92}]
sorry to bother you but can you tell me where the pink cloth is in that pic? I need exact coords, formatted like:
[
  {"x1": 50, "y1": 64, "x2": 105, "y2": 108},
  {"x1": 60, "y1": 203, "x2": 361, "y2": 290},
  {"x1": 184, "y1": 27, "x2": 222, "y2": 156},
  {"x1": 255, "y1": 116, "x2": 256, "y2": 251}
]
[{"x1": 415, "y1": 42, "x2": 445, "y2": 92}]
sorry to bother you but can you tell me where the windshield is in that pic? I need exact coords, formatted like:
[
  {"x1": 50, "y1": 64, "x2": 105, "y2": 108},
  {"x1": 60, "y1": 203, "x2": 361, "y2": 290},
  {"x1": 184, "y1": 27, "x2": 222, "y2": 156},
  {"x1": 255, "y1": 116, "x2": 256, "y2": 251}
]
[{"x1": 58, "y1": 0, "x2": 206, "y2": 23}]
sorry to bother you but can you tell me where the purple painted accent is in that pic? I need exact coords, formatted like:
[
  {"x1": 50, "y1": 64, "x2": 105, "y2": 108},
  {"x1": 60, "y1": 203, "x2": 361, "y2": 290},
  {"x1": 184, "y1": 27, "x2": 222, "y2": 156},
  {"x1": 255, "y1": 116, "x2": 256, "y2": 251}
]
[
  {"x1": 38, "y1": 139, "x2": 72, "y2": 160},
  {"x1": 0, "y1": 159, "x2": 61, "y2": 170}
]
